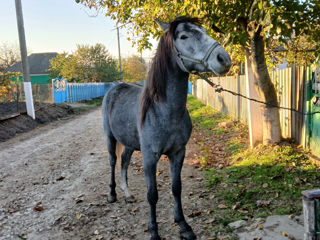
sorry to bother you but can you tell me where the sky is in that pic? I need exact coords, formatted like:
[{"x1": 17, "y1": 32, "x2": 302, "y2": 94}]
[{"x1": 0, "y1": 0, "x2": 157, "y2": 60}]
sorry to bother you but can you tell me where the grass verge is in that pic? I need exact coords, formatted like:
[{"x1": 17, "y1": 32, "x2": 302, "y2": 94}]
[
  {"x1": 187, "y1": 95, "x2": 248, "y2": 168},
  {"x1": 72, "y1": 97, "x2": 104, "y2": 112},
  {"x1": 187, "y1": 95, "x2": 320, "y2": 235}
]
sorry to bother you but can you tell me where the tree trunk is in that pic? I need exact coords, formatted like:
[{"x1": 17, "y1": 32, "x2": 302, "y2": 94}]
[{"x1": 249, "y1": 31, "x2": 282, "y2": 144}]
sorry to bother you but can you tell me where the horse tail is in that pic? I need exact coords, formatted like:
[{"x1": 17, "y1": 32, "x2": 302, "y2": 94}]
[
  {"x1": 116, "y1": 142, "x2": 124, "y2": 161},
  {"x1": 102, "y1": 91, "x2": 110, "y2": 138}
]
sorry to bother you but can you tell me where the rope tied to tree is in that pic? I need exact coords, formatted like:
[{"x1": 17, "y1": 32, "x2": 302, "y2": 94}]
[{"x1": 191, "y1": 72, "x2": 320, "y2": 116}]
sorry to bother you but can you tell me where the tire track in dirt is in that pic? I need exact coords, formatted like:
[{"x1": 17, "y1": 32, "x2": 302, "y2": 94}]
[{"x1": 0, "y1": 108, "x2": 213, "y2": 240}]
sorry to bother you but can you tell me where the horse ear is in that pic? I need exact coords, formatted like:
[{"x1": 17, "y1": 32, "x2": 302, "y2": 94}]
[{"x1": 155, "y1": 20, "x2": 169, "y2": 32}]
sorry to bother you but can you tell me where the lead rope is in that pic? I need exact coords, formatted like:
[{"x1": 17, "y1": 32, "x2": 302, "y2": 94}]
[{"x1": 191, "y1": 71, "x2": 320, "y2": 116}]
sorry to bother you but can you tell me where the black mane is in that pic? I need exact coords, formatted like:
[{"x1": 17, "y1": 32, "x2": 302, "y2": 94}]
[{"x1": 140, "y1": 16, "x2": 200, "y2": 127}]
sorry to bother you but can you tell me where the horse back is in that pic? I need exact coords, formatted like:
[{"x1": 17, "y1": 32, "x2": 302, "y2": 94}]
[{"x1": 102, "y1": 83, "x2": 141, "y2": 150}]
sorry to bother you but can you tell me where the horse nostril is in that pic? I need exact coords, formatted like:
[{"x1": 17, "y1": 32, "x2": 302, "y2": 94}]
[{"x1": 217, "y1": 53, "x2": 225, "y2": 65}]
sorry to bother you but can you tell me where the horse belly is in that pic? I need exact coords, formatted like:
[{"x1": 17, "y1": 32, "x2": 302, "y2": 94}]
[
  {"x1": 105, "y1": 83, "x2": 142, "y2": 150},
  {"x1": 110, "y1": 116, "x2": 140, "y2": 150}
]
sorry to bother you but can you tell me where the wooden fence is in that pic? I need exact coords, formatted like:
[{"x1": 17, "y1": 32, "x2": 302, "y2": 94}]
[{"x1": 192, "y1": 66, "x2": 306, "y2": 145}]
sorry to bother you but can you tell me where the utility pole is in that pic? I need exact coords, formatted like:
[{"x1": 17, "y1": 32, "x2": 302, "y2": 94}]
[
  {"x1": 15, "y1": 0, "x2": 35, "y2": 119},
  {"x1": 116, "y1": 26, "x2": 123, "y2": 82}
]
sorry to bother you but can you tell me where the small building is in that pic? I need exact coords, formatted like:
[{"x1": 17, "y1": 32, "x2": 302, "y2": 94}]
[{"x1": 7, "y1": 52, "x2": 58, "y2": 84}]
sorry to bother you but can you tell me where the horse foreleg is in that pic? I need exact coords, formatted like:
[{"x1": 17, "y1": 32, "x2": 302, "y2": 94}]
[
  {"x1": 143, "y1": 151, "x2": 161, "y2": 240},
  {"x1": 107, "y1": 135, "x2": 117, "y2": 203},
  {"x1": 120, "y1": 147, "x2": 135, "y2": 203},
  {"x1": 169, "y1": 148, "x2": 196, "y2": 240}
]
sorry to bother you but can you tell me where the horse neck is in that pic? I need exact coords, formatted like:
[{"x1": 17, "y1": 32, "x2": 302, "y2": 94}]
[{"x1": 163, "y1": 62, "x2": 189, "y2": 114}]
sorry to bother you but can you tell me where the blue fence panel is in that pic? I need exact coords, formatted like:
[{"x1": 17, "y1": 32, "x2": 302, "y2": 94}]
[
  {"x1": 65, "y1": 82, "x2": 114, "y2": 103},
  {"x1": 52, "y1": 79, "x2": 115, "y2": 104},
  {"x1": 188, "y1": 81, "x2": 192, "y2": 94}
]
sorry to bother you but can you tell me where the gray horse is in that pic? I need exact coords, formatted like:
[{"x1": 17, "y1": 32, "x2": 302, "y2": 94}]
[{"x1": 102, "y1": 17, "x2": 231, "y2": 240}]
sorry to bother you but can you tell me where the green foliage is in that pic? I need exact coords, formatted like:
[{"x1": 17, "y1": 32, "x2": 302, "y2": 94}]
[
  {"x1": 78, "y1": 0, "x2": 320, "y2": 71},
  {"x1": 0, "y1": 72, "x2": 21, "y2": 102},
  {"x1": 49, "y1": 44, "x2": 119, "y2": 82},
  {"x1": 122, "y1": 55, "x2": 147, "y2": 82}
]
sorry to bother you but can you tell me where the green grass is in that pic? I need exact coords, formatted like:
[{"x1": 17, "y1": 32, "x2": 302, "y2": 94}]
[
  {"x1": 188, "y1": 95, "x2": 231, "y2": 130},
  {"x1": 187, "y1": 95, "x2": 320, "y2": 235},
  {"x1": 187, "y1": 95, "x2": 248, "y2": 167},
  {"x1": 73, "y1": 97, "x2": 104, "y2": 112},
  {"x1": 205, "y1": 144, "x2": 320, "y2": 226}
]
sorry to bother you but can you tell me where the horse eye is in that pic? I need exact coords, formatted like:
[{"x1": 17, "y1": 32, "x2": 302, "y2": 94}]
[{"x1": 180, "y1": 35, "x2": 188, "y2": 40}]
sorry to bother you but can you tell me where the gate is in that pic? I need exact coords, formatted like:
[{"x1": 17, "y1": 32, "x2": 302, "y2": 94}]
[
  {"x1": 307, "y1": 57, "x2": 320, "y2": 157},
  {"x1": 52, "y1": 78, "x2": 67, "y2": 103}
]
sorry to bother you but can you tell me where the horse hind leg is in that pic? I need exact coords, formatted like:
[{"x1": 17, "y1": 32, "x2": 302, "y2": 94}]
[
  {"x1": 106, "y1": 134, "x2": 117, "y2": 203},
  {"x1": 120, "y1": 147, "x2": 135, "y2": 203}
]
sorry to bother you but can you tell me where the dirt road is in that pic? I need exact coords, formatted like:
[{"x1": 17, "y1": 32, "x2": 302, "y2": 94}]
[{"x1": 0, "y1": 108, "x2": 212, "y2": 240}]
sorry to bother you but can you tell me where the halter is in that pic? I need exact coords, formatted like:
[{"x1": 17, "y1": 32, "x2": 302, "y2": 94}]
[{"x1": 173, "y1": 41, "x2": 220, "y2": 73}]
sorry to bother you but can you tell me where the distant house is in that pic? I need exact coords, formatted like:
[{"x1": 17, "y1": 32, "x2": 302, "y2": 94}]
[{"x1": 7, "y1": 52, "x2": 58, "y2": 84}]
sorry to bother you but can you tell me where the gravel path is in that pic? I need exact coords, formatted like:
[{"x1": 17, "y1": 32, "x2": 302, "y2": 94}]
[{"x1": 0, "y1": 107, "x2": 211, "y2": 240}]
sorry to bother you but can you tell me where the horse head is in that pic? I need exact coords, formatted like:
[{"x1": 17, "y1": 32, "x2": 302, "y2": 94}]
[{"x1": 157, "y1": 17, "x2": 231, "y2": 76}]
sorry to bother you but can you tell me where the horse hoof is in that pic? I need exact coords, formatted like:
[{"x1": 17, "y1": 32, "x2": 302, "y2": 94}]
[
  {"x1": 180, "y1": 230, "x2": 196, "y2": 240},
  {"x1": 125, "y1": 196, "x2": 136, "y2": 203},
  {"x1": 150, "y1": 236, "x2": 161, "y2": 240},
  {"x1": 107, "y1": 194, "x2": 117, "y2": 203}
]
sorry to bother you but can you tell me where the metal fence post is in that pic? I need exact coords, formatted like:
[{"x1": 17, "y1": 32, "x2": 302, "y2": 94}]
[{"x1": 302, "y1": 189, "x2": 320, "y2": 240}]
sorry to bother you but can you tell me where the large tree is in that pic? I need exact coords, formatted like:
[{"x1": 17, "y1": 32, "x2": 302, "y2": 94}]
[
  {"x1": 122, "y1": 55, "x2": 147, "y2": 82},
  {"x1": 0, "y1": 42, "x2": 21, "y2": 72},
  {"x1": 49, "y1": 43, "x2": 119, "y2": 83},
  {"x1": 78, "y1": 0, "x2": 320, "y2": 143}
]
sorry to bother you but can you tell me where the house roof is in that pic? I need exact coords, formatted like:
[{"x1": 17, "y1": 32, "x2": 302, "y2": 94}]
[{"x1": 7, "y1": 52, "x2": 58, "y2": 74}]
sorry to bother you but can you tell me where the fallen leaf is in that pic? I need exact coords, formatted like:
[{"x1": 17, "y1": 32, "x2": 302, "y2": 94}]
[
  {"x1": 257, "y1": 224, "x2": 264, "y2": 230},
  {"x1": 220, "y1": 183, "x2": 228, "y2": 188},
  {"x1": 18, "y1": 233, "x2": 27, "y2": 239},
  {"x1": 238, "y1": 208, "x2": 248, "y2": 214},
  {"x1": 205, "y1": 218, "x2": 216, "y2": 224},
  {"x1": 56, "y1": 176, "x2": 65, "y2": 181},
  {"x1": 256, "y1": 200, "x2": 271, "y2": 207},
  {"x1": 76, "y1": 213, "x2": 82, "y2": 220},
  {"x1": 188, "y1": 210, "x2": 202, "y2": 218},
  {"x1": 75, "y1": 195, "x2": 84, "y2": 203},
  {"x1": 218, "y1": 204, "x2": 228, "y2": 209},
  {"x1": 33, "y1": 202, "x2": 44, "y2": 212}
]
